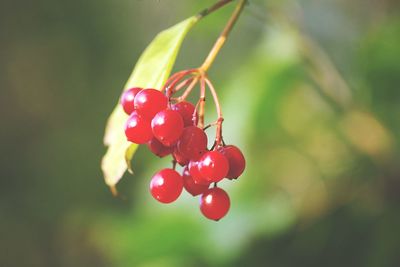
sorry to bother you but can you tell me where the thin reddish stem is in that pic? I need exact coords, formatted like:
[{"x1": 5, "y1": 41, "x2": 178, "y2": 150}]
[
  {"x1": 166, "y1": 73, "x2": 190, "y2": 95},
  {"x1": 162, "y1": 70, "x2": 187, "y2": 91},
  {"x1": 170, "y1": 77, "x2": 194, "y2": 97},
  {"x1": 178, "y1": 76, "x2": 200, "y2": 101},
  {"x1": 199, "y1": 0, "x2": 247, "y2": 72},
  {"x1": 204, "y1": 77, "x2": 224, "y2": 148},
  {"x1": 198, "y1": 77, "x2": 206, "y2": 129},
  {"x1": 172, "y1": 159, "x2": 177, "y2": 170},
  {"x1": 162, "y1": 69, "x2": 197, "y2": 93},
  {"x1": 204, "y1": 77, "x2": 223, "y2": 119}
]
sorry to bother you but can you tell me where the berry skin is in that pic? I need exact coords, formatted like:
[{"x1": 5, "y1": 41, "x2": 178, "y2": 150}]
[
  {"x1": 147, "y1": 137, "x2": 173, "y2": 158},
  {"x1": 198, "y1": 151, "x2": 229, "y2": 183},
  {"x1": 200, "y1": 187, "x2": 230, "y2": 221},
  {"x1": 151, "y1": 109, "x2": 184, "y2": 146},
  {"x1": 150, "y1": 168, "x2": 183, "y2": 204},
  {"x1": 125, "y1": 111, "x2": 153, "y2": 144},
  {"x1": 176, "y1": 126, "x2": 208, "y2": 161},
  {"x1": 120, "y1": 87, "x2": 142, "y2": 115},
  {"x1": 134, "y1": 89, "x2": 168, "y2": 118},
  {"x1": 182, "y1": 167, "x2": 209, "y2": 196},
  {"x1": 171, "y1": 101, "x2": 198, "y2": 127},
  {"x1": 188, "y1": 160, "x2": 209, "y2": 185},
  {"x1": 172, "y1": 148, "x2": 189, "y2": 166},
  {"x1": 218, "y1": 145, "x2": 246, "y2": 179}
]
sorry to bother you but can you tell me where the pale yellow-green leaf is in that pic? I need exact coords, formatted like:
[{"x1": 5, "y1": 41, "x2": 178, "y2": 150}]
[{"x1": 101, "y1": 16, "x2": 199, "y2": 189}]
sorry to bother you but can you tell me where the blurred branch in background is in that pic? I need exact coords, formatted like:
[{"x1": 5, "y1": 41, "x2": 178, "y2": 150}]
[
  {"x1": 247, "y1": 0, "x2": 397, "y2": 167},
  {"x1": 247, "y1": 0, "x2": 352, "y2": 110}
]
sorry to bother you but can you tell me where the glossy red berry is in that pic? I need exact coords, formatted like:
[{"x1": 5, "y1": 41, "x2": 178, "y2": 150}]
[
  {"x1": 188, "y1": 160, "x2": 209, "y2": 185},
  {"x1": 198, "y1": 151, "x2": 229, "y2": 183},
  {"x1": 147, "y1": 137, "x2": 173, "y2": 158},
  {"x1": 124, "y1": 111, "x2": 153, "y2": 144},
  {"x1": 176, "y1": 126, "x2": 208, "y2": 161},
  {"x1": 171, "y1": 101, "x2": 198, "y2": 127},
  {"x1": 182, "y1": 167, "x2": 209, "y2": 196},
  {"x1": 172, "y1": 148, "x2": 189, "y2": 166},
  {"x1": 120, "y1": 87, "x2": 142, "y2": 115},
  {"x1": 151, "y1": 109, "x2": 184, "y2": 146},
  {"x1": 200, "y1": 187, "x2": 230, "y2": 221},
  {"x1": 134, "y1": 88, "x2": 168, "y2": 118},
  {"x1": 218, "y1": 145, "x2": 246, "y2": 179},
  {"x1": 150, "y1": 168, "x2": 183, "y2": 203}
]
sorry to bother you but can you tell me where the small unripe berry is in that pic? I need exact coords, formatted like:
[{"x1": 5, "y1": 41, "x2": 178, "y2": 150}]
[{"x1": 200, "y1": 187, "x2": 230, "y2": 221}]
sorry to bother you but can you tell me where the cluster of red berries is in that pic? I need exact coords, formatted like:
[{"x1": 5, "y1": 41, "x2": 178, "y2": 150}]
[{"x1": 120, "y1": 86, "x2": 245, "y2": 221}]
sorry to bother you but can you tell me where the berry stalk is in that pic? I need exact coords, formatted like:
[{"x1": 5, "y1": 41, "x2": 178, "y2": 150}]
[
  {"x1": 199, "y1": 0, "x2": 247, "y2": 73},
  {"x1": 178, "y1": 76, "x2": 199, "y2": 101},
  {"x1": 204, "y1": 77, "x2": 224, "y2": 147},
  {"x1": 198, "y1": 76, "x2": 207, "y2": 129}
]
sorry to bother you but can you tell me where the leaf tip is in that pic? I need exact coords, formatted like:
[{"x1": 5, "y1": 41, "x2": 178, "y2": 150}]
[
  {"x1": 127, "y1": 165, "x2": 134, "y2": 174},
  {"x1": 109, "y1": 185, "x2": 118, "y2": 197}
]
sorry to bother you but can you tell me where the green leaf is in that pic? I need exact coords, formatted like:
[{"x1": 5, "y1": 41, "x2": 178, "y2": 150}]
[{"x1": 101, "y1": 16, "x2": 199, "y2": 190}]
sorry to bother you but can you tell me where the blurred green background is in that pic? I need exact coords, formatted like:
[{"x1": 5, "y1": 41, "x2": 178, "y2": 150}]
[{"x1": 1, "y1": 0, "x2": 400, "y2": 266}]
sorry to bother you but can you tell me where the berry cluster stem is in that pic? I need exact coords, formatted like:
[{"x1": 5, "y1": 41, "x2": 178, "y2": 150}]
[
  {"x1": 205, "y1": 77, "x2": 224, "y2": 147},
  {"x1": 197, "y1": 0, "x2": 246, "y2": 148},
  {"x1": 199, "y1": 0, "x2": 247, "y2": 73},
  {"x1": 163, "y1": 69, "x2": 197, "y2": 97},
  {"x1": 178, "y1": 76, "x2": 199, "y2": 101},
  {"x1": 198, "y1": 76, "x2": 207, "y2": 129},
  {"x1": 162, "y1": 0, "x2": 246, "y2": 147}
]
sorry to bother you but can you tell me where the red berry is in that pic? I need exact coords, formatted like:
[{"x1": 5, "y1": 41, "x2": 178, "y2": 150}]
[
  {"x1": 200, "y1": 187, "x2": 230, "y2": 221},
  {"x1": 120, "y1": 87, "x2": 142, "y2": 115},
  {"x1": 134, "y1": 89, "x2": 168, "y2": 118},
  {"x1": 198, "y1": 151, "x2": 229, "y2": 183},
  {"x1": 151, "y1": 109, "x2": 184, "y2": 146},
  {"x1": 218, "y1": 145, "x2": 246, "y2": 179},
  {"x1": 150, "y1": 168, "x2": 183, "y2": 203},
  {"x1": 172, "y1": 148, "x2": 189, "y2": 166},
  {"x1": 124, "y1": 111, "x2": 153, "y2": 144},
  {"x1": 188, "y1": 160, "x2": 209, "y2": 185},
  {"x1": 171, "y1": 101, "x2": 198, "y2": 127},
  {"x1": 176, "y1": 126, "x2": 207, "y2": 161},
  {"x1": 182, "y1": 167, "x2": 209, "y2": 196},
  {"x1": 147, "y1": 137, "x2": 173, "y2": 157}
]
